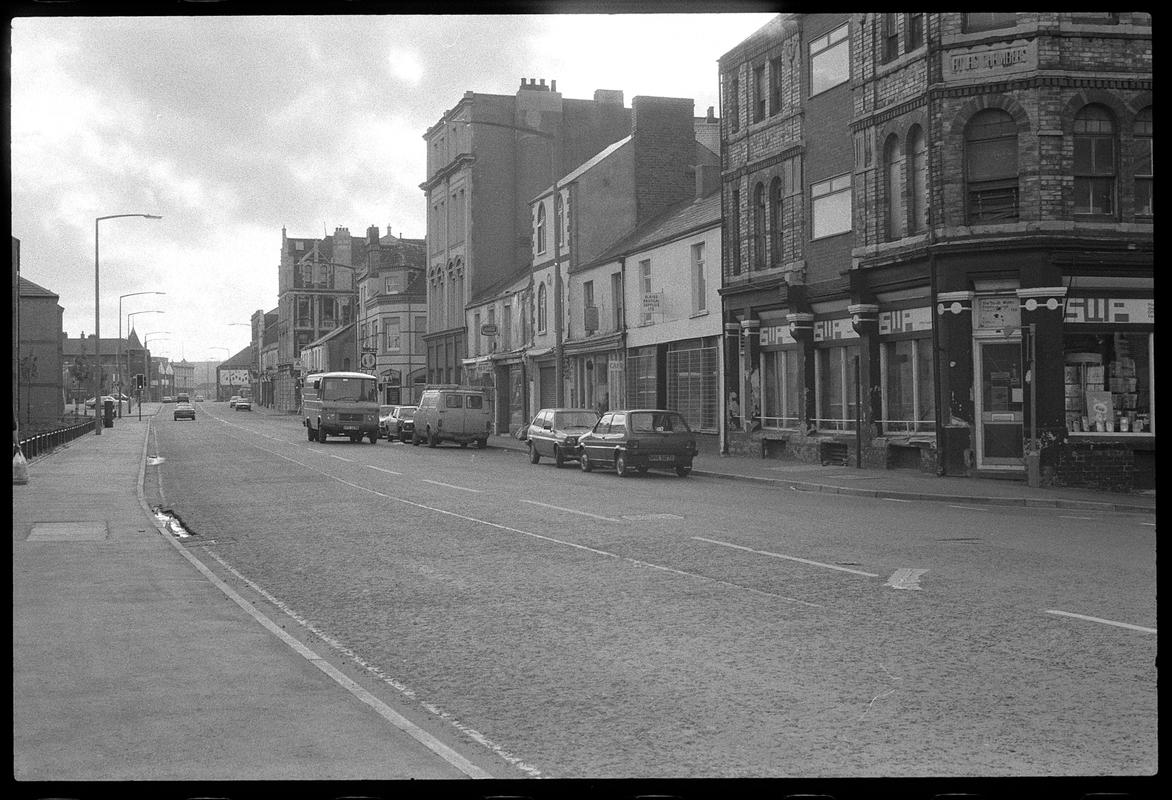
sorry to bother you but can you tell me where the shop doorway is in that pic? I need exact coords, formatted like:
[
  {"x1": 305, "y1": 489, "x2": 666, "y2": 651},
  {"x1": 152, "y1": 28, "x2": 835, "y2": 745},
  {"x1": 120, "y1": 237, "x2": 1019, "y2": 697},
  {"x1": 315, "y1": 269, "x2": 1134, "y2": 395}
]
[{"x1": 974, "y1": 339, "x2": 1024, "y2": 469}]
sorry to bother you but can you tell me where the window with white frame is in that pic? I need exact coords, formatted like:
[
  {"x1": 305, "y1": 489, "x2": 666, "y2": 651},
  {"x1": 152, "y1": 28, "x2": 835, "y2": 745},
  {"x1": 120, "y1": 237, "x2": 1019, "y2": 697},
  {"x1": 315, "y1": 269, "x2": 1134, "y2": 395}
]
[
  {"x1": 384, "y1": 318, "x2": 401, "y2": 352},
  {"x1": 880, "y1": 337, "x2": 935, "y2": 433},
  {"x1": 965, "y1": 109, "x2": 1019, "y2": 224},
  {"x1": 536, "y1": 204, "x2": 547, "y2": 254},
  {"x1": 384, "y1": 273, "x2": 402, "y2": 294},
  {"x1": 537, "y1": 283, "x2": 547, "y2": 333},
  {"x1": 809, "y1": 24, "x2": 849, "y2": 96},
  {"x1": 611, "y1": 272, "x2": 624, "y2": 330},
  {"x1": 1134, "y1": 107, "x2": 1152, "y2": 217},
  {"x1": 812, "y1": 174, "x2": 852, "y2": 239},
  {"x1": 815, "y1": 344, "x2": 860, "y2": 430},
  {"x1": 1074, "y1": 104, "x2": 1117, "y2": 217},
  {"x1": 639, "y1": 259, "x2": 653, "y2": 324},
  {"x1": 691, "y1": 242, "x2": 707, "y2": 314}
]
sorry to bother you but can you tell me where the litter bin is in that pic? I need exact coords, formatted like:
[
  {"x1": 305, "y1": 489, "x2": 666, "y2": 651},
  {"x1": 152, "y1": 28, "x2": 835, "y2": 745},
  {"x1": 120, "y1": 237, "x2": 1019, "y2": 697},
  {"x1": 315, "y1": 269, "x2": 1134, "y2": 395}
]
[{"x1": 103, "y1": 400, "x2": 115, "y2": 428}]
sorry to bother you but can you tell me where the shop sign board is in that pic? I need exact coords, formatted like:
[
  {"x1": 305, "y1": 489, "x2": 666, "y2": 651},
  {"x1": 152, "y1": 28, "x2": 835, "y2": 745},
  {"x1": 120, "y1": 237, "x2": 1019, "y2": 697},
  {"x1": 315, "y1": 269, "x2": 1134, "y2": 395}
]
[
  {"x1": 219, "y1": 369, "x2": 249, "y2": 385},
  {"x1": 943, "y1": 39, "x2": 1036, "y2": 84},
  {"x1": 642, "y1": 293, "x2": 662, "y2": 313},
  {"x1": 1064, "y1": 298, "x2": 1154, "y2": 325},
  {"x1": 879, "y1": 307, "x2": 932, "y2": 334},
  {"x1": 813, "y1": 318, "x2": 859, "y2": 342}
]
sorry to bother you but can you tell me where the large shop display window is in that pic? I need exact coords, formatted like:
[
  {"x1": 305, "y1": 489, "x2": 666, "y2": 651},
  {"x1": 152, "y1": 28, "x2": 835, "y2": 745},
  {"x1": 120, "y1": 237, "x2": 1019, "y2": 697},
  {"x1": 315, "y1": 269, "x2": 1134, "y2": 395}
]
[
  {"x1": 880, "y1": 338, "x2": 935, "y2": 433},
  {"x1": 815, "y1": 344, "x2": 860, "y2": 431},
  {"x1": 762, "y1": 349, "x2": 802, "y2": 429},
  {"x1": 1064, "y1": 332, "x2": 1152, "y2": 433}
]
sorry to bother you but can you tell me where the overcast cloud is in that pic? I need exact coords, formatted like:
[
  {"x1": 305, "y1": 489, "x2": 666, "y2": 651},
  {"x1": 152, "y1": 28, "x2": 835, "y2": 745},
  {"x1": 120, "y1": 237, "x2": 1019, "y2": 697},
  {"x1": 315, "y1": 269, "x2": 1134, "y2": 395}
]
[{"x1": 11, "y1": 11, "x2": 776, "y2": 362}]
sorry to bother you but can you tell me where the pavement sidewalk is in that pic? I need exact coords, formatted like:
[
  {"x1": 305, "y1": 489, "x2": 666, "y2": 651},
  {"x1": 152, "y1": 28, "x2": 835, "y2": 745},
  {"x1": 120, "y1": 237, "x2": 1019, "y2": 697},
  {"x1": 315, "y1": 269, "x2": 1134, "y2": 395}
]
[{"x1": 12, "y1": 403, "x2": 482, "y2": 783}]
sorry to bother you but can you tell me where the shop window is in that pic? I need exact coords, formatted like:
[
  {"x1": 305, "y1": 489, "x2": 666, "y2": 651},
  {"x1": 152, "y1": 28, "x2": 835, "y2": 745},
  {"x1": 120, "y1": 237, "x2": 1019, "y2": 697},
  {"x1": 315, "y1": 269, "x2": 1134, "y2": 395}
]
[
  {"x1": 812, "y1": 174, "x2": 852, "y2": 239},
  {"x1": 1073, "y1": 105, "x2": 1117, "y2": 217},
  {"x1": 537, "y1": 283, "x2": 547, "y2": 333},
  {"x1": 1134, "y1": 107, "x2": 1152, "y2": 217},
  {"x1": 627, "y1": 346, "x2": 658, "y2": 409},
  {"x1": 667, "y1": 341, "x2": 719, "y2": 431},
  {"x1": 815, "y1": 344, "x2": 860, "y2": 431},
  {"x1": 810, "y1": 24, "x2": 850, "y2": 96},
  {"x1": 880, "y1": 338, "x2": 935, "y2": 433},
  {"x1": 908, "y1": 126, "x2": 928, "y2": 233},
  {"x1": 885, "y1": 135, "x2": 905, "y2": 240},
  {"x1": 762, "y1": 348, "x2": 802, "y2": 429},
  {"x1": 963, "y1": 12, "x2": 1015, "y2": 32},
  {"x1": 1063, "y1": 332, "x2": 1152, "y2": 433},
  {"x1": 965, "y1": 109, "x2": 1019, "y2": 224}
]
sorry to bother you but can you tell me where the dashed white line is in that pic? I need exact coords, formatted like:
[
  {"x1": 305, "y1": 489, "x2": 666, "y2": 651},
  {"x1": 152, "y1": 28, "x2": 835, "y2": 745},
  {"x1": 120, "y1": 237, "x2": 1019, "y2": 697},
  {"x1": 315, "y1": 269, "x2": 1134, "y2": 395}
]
[
  {"x1": 366, "y1": 465, "x2": 403, "y2": 476},
  {"x1": 421, "y1": 479, "x2": 481, "y2": 493},
  {"x1": 1059, "y1": 515, "x2": 1095, "y2": 521},
  {"x1": 519, "y1": 499, "x2": 622, "y2": 523},
  {"x1": 1044, "y1": 609, "x2": 1156, "y2": 635},
  {"x1": 693, "y1": 536, "x2": 880, "y2": 578},
  {"x1": 884, "y1": 498, "x2": 911, "y2": 503},
  {"x1": 948, "y1": 504, "x2": 990, "y2": 512}
]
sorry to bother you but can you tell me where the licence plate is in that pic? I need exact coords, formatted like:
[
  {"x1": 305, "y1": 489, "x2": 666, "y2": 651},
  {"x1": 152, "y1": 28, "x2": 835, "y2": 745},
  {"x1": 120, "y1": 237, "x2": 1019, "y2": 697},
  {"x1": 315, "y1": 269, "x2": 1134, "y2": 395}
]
[
  {"x1": 649, "y1": 455, "x2": 675, "y2": 463},
  {"x1": 343, "y1": 425, "x2": 358, "y2": 430}
]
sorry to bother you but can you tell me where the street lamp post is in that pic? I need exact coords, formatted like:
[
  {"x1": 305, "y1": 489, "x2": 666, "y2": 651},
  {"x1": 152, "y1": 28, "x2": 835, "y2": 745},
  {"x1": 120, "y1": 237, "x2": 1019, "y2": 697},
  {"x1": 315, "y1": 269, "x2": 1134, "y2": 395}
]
[
  {"x1": 94, "y1": 213, "x2": 162, "y2": 435},
  {"x1": 460, "y1": 119, "x2": 563, "y2": 405},
  {"x1": 120, "y1": 299, "x2": 164, "y2": 416}
]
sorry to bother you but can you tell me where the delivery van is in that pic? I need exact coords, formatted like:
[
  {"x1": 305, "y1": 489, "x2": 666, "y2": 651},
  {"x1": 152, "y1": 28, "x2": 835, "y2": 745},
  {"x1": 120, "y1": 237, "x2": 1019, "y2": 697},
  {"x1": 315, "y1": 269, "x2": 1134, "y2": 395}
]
[{"x1": 412, "y1": 385, "x2": 492, "y2": 448}]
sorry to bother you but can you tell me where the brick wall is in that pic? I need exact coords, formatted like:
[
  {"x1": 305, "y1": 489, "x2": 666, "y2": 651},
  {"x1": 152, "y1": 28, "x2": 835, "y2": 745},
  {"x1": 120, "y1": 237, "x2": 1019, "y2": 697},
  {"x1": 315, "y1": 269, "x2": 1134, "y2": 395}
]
[
  {"x1": 631, "y1": 96, "x2": 696, "y2": 226},
  {"x1": 1052, "y1": 441, "x2": 1146, "y2": 493}
]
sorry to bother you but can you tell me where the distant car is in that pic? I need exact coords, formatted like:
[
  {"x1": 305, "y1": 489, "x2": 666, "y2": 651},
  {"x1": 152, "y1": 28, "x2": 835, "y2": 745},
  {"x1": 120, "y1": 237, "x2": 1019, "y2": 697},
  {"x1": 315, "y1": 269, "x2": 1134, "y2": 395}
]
[
  {"x1": 389, "y1": 406, "x2": 417, "y2": 443},
  {"x1": 162, "y1": 396, "x2": 175, "y2": 403},
  {"x1": 234, "y1": 398, "x2": 252, "y2": 411},
  {"x1": 525, "y1": 408, "x2": 600, "y2": 467},
  {"x1": 194, "y1": 395, "x2": 204, "y2": 402},
  {"x1": 229, "y1": 396, "x2": 241, "y2": 408},
  {"x1": 377, "y1": 405, "x2": 396, "y2": 438},
  {"x1": 173, "y1": 402, "x2": 196, "y2": 421},
  {"x1": 577, "y1": 409, "x2": 697, "y2": 477},
  {"x1": 84, "y1": 395, "x2": 116, "y2": 409}
]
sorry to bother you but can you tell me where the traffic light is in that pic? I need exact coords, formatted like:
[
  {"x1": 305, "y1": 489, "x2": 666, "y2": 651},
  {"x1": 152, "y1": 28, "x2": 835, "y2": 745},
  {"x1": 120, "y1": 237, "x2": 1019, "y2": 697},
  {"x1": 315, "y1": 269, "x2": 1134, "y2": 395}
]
[{"x1": 135, "y1": 374, "x2": 145, "y2": 390}]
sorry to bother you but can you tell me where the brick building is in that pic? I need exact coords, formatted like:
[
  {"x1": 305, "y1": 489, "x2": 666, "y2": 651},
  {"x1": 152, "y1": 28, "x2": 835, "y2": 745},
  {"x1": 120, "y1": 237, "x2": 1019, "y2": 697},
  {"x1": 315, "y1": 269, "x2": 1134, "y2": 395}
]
[
  {"x1": 16, "y1": 276, "x2": 64, "y2": 430},
  {"x1": 719, "y1": 12, "x2": 1152, "y2": 491}
]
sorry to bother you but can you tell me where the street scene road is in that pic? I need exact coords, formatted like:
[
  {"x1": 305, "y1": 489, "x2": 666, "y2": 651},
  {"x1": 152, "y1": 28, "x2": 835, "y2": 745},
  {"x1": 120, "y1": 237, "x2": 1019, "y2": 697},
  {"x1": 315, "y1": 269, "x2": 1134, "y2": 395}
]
[{"x1": 143, "y1": 402, "x2": 1157, "y2": 780}]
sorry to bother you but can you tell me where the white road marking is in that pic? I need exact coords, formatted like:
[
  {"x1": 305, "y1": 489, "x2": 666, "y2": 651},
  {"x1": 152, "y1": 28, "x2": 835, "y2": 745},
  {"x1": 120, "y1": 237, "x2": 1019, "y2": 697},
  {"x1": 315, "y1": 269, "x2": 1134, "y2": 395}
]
[
  {"x1": 884, "y1": 498, "x2": 911, "y2": 503},
  {"x1": 884, "y1": 568, "x2": 928, "y2": 591},
  {"x1": 1140, "y1": 522, "x2": 1155, "y2": 527},
  {"x1": 948, "y1": 504, "x2": 990, "y2": 512},
  {"x1": 421, "y1": 479, "x2": 482, "y2": 493},
  {"x1": 693, "y1": 536, "x2": 880, "y2": 578},
  {"x1": 328, "y1": 454, "x2": 353, "y2": 462},
  {"x1": 366, "y1": 465, "x2": 403, "y2": 476},
  {"x1": 1059, "y1": 515, "x2": 1095, "y2": 521},
  {"x1": 519, "y1": 498, "x2": 621, "y2": 523},
  {"x1": 1044, "y1": 610, "x2": 1157, "y2": 635}
]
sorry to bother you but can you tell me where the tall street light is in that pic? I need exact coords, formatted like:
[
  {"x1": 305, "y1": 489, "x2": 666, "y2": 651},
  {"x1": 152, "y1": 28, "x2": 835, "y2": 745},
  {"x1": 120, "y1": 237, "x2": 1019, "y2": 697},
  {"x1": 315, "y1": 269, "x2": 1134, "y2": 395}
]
[
  {"x1": 143, "y1": 332, "x2": 171, "y2": 403},
  {"x1": 460, "y1": 118, "x2": 564, "y2": 405},
  {"x1": 94, "y1": 213, "x2": 162, "y2": 434},
  {"x1": 120, "y1": 301, "x2": 164, "y2": 416}
]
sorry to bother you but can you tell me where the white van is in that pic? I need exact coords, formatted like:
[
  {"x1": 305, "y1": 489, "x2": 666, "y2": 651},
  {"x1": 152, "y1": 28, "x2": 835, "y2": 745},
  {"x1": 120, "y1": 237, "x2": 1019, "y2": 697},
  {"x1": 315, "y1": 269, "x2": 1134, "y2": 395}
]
[{"x1": 412, "y1": 385, "x2": 492, "y2": 448}]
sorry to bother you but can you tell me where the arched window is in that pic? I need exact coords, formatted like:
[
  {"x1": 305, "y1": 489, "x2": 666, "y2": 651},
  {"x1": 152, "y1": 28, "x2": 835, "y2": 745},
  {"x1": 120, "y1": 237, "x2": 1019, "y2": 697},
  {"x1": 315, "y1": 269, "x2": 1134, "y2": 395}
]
[
  {"x1": 1073, "y1": 104, "x2": 1116, "y2": 216},
  {"x1": 537, "y1": 282, "x2": 547, "y2": 333},
  {"x1": 536, "y1": 203, "x2": 547, "y2": 253},
  {"x1": 752, "y1": 182, "x2": 766, "y2": 269},
  {"x1": 769, "y1": 177, "x2": 784, "y2": 267},
  {"x1": 1134, "y1": 107, "x2": 1152, "y2": 217},
  {"x1": 965, "y1": 109, "x2": 1019, "y2": 224},
  {"x1": 884, "y1": 134, "x2": 905, "y2": 240},
  {"x1": 554, "y1": 194, "x2": 564, "y2": 248},
  {"x1": 908, "y1": 126, "x2": 928, "y2": 233}
]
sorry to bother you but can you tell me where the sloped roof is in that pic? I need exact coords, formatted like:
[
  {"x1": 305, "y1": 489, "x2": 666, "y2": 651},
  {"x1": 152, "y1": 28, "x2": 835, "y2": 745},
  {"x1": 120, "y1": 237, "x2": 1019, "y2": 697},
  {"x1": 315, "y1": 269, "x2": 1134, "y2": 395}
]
[
  {"x1": 586, "y1": 187, "x2": 721, "y2": 269},
  {"x1": 530, "y1": 135, "x2": 632, "y2": 202},
  {"x1": 19, "y1": 276, "x2": 58, "y2": 298},
  {"x1": 305, "y1": 321, "x2": 355, "y2": 349},
  {"x1": 220, "y1": 346, "x2": 253, "y2": 368}
]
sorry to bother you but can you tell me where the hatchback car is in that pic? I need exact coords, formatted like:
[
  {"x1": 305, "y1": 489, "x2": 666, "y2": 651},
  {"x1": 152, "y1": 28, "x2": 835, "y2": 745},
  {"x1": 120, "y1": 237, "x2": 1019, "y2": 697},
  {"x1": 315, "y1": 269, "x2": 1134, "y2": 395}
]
[
  {"x1": 388, "y1": 406, "x2": 417, "y2": 443},
  {"x1": 525, "y1": 408, "x2": 599, "y2": 467},
  {"x1": 577, "y1": 409, "x2": 697, "y2": 477},
  {"x1": 194, "y1": 395, "x2": 204, "y2": 402},
  {"x1": 228, "y1": 395, "x2": 241, "y2": 408},
  {"x1": 161, "y1": 396, "x2": 175, "y2": 404},
  {"x1": 173, "y1": 402, "x2": 196, "y2": 421},
  {"x1": 235, "y1": 398, "x2": 252, "y2": 411}
]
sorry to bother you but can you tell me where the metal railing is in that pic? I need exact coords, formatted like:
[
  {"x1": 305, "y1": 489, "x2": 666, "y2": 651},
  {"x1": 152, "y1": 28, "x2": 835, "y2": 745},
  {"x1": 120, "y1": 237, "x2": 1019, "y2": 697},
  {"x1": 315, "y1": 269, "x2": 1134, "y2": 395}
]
[{"x1": 16, "y1": 421, "x2": 95, "y2": 460}]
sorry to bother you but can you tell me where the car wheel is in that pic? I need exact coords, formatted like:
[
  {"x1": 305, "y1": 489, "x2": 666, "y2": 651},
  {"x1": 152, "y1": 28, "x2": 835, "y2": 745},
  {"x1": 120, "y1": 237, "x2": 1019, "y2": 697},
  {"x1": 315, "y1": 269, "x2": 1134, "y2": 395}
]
[
  {"x1": 427, "y1": 429, "x2": 438, "y2": 448},
  {"x1": 579, "y1": 452, "x2": 592, "y2": 472},
  {"x1": 528, "y1": 442, "x2": 540, "y2": 464},
  {"x1": 306, "y1": 425, "x2": 314, "y2": 441},
  {"x1": 477, "y1": 438, "x2": 487, "y2": 449},
  {"x1": 615, "y1": 452, "x2": 631, "y2": 477},
  {"x1": 411, "y1": 431, "x2": 420, "y2": 446},
  {"x1": 400, "y1": 432, "x2": 409, "y2": 444},
  {"x1": 368, "y1": 431, "x2": 378, "y2": 443},
  {"x1": 554, "y1": 446, "x2": 565, "y2": 468},
  {"x1": 350, "y1": 434, "x2": 360, "y2": 443},
  {"x1": 676, "y1": 465, "x2": 692, "y2": 477}
]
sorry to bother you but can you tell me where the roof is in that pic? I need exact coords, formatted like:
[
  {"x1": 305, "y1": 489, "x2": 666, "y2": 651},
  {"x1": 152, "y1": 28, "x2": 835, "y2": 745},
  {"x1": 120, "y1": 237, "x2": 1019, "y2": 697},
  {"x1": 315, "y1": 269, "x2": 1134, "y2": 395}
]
[
  {"x1": 586, "y1": 187, "x2": 721, "y2": 268},
  {"x1": 18, "y1": 276, "x2": 58, "y2": 299},
  {"x1": 305, "y1": 322, "x2": 355, "y2": 349},
  {"x1": 219, "y1": 346, "x2": 253, "y2": 368},
  {"x1": 531, "y1": 136, "x2": 631, "y2": 202}
]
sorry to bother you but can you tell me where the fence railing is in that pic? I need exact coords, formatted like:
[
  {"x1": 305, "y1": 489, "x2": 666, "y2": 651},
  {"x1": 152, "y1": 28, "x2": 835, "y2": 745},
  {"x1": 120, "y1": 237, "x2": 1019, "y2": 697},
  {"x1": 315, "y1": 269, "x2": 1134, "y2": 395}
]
[{"x1": 16, "y1": 420, "x2": 95, "y2": 459}]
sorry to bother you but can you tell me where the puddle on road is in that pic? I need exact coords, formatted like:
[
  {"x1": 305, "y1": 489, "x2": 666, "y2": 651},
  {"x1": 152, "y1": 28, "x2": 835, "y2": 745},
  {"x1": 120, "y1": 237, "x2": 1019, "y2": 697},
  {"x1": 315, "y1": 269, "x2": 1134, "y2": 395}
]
[{"x1": 152, "y1": 506, "x2": 191, "y2": 538}]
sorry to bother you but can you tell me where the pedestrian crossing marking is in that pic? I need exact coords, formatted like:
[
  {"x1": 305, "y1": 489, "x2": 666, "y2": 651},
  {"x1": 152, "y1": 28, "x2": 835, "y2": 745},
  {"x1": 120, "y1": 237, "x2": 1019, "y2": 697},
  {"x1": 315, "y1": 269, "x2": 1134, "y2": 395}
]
[{"x1": 885, "y1": 568, "x2": 927, "y2": 590}]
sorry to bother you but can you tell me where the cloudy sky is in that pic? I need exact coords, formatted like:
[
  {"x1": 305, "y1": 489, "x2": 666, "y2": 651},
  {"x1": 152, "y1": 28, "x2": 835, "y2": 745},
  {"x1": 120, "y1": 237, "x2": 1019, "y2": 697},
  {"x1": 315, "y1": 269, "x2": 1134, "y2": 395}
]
[{"x1": 11, "y1": 7, "x2": 777, "y2": 364}]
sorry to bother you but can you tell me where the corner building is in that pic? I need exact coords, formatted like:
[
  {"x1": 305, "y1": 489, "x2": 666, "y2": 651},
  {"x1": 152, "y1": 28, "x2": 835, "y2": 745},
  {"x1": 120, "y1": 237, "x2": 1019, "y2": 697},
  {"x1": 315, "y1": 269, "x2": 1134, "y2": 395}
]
[{"x1": 719, "y1": 12, "x2": 1152, "y2": 491}]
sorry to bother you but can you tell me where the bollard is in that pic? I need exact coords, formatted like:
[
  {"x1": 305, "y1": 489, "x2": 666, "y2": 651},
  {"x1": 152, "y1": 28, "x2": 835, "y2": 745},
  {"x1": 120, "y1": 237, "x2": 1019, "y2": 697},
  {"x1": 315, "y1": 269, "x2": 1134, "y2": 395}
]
[{"x1": 13, "y1": 448, "x2": 29, "y2": 485}]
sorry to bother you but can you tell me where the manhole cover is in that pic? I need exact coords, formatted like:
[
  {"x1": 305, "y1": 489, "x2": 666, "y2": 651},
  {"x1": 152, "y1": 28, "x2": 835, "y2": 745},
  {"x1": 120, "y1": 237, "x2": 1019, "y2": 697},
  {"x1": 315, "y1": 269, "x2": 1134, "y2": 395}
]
[{"x1": 27, "y1": 522, "x2": 108, "y2": 542}]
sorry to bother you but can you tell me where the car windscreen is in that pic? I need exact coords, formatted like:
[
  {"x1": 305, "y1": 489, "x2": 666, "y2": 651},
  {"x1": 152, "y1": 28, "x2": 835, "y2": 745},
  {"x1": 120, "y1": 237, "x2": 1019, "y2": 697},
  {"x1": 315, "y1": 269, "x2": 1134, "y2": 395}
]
[
  {"x1": 321, "y1": 377, "x2": 378, "y2": 402},
  {"x1": 556, "y1": 411, "x2": 599, "y2": 429},
  {"x1": 629, "y1": 412, "x2": 689, "y2": 433},
  {"x1": 399, "y1": 408, "x2": 416, "y2": 419}
]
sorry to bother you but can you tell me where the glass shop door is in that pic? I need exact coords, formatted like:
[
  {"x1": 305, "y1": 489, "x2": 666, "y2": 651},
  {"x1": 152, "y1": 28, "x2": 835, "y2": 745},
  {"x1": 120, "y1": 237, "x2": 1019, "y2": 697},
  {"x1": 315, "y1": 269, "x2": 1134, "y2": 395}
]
[{"x1": 975, "y1": 340, "x2": 1024, "y2": 469}]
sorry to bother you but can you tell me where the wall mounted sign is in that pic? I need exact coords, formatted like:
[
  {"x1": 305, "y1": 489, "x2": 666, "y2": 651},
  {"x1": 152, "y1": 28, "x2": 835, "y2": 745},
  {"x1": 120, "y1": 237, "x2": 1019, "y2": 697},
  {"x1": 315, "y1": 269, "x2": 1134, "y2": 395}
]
[
  {"x1": 943, "y1": 39, "x2": 1036, "y2": 84},
  {"x1": 1064, "y1": 297, "x2": 1154, "y2": 325}
]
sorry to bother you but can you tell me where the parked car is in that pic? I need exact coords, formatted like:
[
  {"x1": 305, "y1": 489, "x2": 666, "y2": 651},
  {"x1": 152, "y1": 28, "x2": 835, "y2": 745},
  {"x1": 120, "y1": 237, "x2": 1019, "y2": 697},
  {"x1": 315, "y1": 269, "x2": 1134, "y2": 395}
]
[
  {"x1": 576, "y1": 409, "x2": 697, "y2": 477},
  {"x1": 389, "y1": 406, "x2": 417, "y2": 443},
  {"x1": 412, "y1": 386, "x2": 491, "y2": 448},
  {"x1": 378, "y1": 405, "x2": 397, "y2": 438},
  {"x1": 161, "y1": 396, "x2": 175, "y2": 404},
  {"x1": 173, "y1": 402, "x2": 196, "y2": 421},
  {"x1": 83, "y1": 395, "x2": 116, "y2": 409},
  {"x1": 235, "y1": 398, "x2": 252, "y2": 411},
  {"x1": 194, "y1": 395, "x2": 205, "y2": 402},
  {"x1": 229, "y1": 395, "x2": 241, "y2": 408},
  {"x1": 525, "y1": 408, "x2": 600, "y2": 467}
]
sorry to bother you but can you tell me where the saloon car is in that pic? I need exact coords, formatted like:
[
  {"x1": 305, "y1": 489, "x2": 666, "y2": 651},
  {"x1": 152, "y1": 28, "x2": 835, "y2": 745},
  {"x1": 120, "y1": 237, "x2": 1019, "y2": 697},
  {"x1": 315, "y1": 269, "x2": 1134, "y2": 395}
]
[
  {"x1": 234, "y1": 398, "x2": 252, "y2": 411},
  {"x1": 173, "y1": 402, "x2": 196, "y2": 421},
  {"x1": 576, "y1": 409, "x2": 697, "y2": 477},
  {"x1": 524, "y1": 408, "x2": 599, "y2": 467}
]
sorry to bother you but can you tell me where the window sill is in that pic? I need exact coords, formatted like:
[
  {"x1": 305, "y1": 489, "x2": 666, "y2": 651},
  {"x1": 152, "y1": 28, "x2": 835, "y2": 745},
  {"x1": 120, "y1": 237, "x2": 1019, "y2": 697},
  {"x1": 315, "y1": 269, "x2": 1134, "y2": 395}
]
[{"x1": 690, "y1": 310, "x2": 710, "y2": 319}]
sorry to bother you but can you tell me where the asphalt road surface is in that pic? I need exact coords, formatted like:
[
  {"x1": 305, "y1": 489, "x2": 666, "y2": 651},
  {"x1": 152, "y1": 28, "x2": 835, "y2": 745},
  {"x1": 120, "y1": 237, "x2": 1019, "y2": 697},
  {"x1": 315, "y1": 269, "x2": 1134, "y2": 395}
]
[{"x1": 145, "y1": 402, "x2": 1157, "y2": 779}]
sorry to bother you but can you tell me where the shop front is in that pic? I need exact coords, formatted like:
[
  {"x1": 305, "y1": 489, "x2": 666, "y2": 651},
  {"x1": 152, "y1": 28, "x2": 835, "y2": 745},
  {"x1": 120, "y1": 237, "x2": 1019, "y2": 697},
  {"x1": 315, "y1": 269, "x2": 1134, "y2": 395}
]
[{"x1": 564, "y1": 332, "x2": 624, "y2": 416}]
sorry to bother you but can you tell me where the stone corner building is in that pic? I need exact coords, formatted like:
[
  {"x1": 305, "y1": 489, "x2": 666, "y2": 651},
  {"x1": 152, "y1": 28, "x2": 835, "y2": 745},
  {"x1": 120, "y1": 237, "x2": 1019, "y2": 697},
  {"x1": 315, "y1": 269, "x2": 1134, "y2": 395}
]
[{"x1": 719, "y1": 12, "x2": 1152, "y2": 491}]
